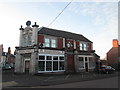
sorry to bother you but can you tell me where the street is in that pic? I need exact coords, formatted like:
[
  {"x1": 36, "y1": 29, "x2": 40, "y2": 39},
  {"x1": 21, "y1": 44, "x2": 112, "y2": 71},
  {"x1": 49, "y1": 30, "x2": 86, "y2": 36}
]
[
  {"x1": 33, "y1": 76, "x2": 118, "y2": 88},
  {"x1": 2, "y1": 71, "x2": 119, "y2": 89}
]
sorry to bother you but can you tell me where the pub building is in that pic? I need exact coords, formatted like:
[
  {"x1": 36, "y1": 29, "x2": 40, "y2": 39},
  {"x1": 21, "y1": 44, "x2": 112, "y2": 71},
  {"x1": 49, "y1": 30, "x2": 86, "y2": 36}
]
[{"x1": 15, "y1": 21, "x2": 100, "y2": 74}]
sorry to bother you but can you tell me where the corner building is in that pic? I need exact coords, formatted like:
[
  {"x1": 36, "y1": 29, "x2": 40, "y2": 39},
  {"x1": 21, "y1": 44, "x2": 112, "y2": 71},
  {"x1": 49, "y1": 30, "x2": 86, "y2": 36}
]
[{"x1": 15, "y1": 21, "x2": 99, "y2": 74}]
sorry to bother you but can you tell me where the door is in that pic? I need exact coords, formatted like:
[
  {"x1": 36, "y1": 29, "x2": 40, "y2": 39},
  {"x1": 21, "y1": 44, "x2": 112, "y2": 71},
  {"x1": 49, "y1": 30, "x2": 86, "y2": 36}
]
[
  {"x1": 25, "y1": 61, "x2": 30, "y2": 73},
  {"x1": 85, "y1": 62, "x2": 88, "y2": 72}
]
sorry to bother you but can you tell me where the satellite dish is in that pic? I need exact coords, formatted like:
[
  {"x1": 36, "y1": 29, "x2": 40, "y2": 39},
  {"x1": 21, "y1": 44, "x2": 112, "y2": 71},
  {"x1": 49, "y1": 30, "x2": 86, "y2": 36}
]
[{"x1": 26, "y1": 21, "x2": 31, "y2": 26}]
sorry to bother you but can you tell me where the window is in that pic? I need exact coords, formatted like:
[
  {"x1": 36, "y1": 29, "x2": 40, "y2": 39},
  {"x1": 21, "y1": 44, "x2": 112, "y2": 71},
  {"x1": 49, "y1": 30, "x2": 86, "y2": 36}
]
[
  {"x1": 80, "y1": 43, "x2": 83, "y2": 50},
  {"x1": 38, "y1": 55, "x2": 65, "y2": 72},
  {"x1": 53, "y1": 61, "x2": 58, "y2": 70},
  {"x1": 80, "y1": 43, "x2": 88, "y2": 51},
  {"x1": 84, "y1": 44, "x2": 87, "y2": 51},
  {"x1": 59, "y1": 62, "x2": 64, "y2": 70},
  {"x1": 38, "y1": 61, "x2": 45, "y2": 71},
  {"x1": 59, "y1": 56, "x2": 64, "y2": 61},
  {"x1": 46, "y1": 56, "x2": 52, "y2": 60},
  {"x1": 79, "y1": 57, "x2": 84, "y2": 61},
  {"x1": 53, "y1": 56, "x2": 58, "y2": 60},
  {"x1": 45, "y1": 38, "x2": 56, "y2": 48},
  {"x1": 85, "y1": 57, "x2": 88, "y2": 61},
  {"x1": 46, "y1": 61, "x2": 52, "y2": 71},
  {"x1": 51, "y1": 39, "x2": 56, "y2": 48},
  {"x1": 39, "y1": 56, "x2": 45, "y2": 60},
  {"x1": 78, "y1": 57, "x2": 84, "y2": 68},
  {"x1": 45, "y1": 38, "x2": 50, "y2": 47}
]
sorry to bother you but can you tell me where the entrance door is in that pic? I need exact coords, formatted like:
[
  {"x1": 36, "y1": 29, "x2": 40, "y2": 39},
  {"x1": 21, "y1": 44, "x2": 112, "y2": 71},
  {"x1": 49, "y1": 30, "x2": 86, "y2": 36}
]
[
  {"x1": 85, "y1": 62, "x2": 88, "y2": 72},
  {"x1": 25, "y1": 61, "x2": 30, "y2": 73}
]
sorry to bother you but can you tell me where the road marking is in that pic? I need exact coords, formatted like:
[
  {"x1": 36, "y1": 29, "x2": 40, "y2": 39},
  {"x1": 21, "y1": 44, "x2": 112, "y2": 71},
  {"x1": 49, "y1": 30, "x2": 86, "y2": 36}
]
[
  {"x1": 65, "y1": 74, "x2": 70, "y2": 80},
  {"x1": 2, "y1": 81, "x2": 18, "y2": 87}
]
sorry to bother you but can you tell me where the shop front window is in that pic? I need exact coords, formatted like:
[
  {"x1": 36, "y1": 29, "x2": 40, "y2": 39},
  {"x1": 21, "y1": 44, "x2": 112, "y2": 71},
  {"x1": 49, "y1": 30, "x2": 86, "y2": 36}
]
[
  {"x1": 46, "y1": 61, "x2": 52, "y2": 71},
  {"x1": 38, "y1": 55, "x2": 64, "y2": 72}
]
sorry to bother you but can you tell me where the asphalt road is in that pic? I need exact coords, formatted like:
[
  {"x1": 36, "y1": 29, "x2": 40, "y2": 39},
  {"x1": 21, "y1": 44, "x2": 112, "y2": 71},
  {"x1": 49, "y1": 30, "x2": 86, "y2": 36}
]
[
  {"x1": 32, "y1": 76, "x2": 119, "y2": 88},
  {"x1": 2, "y1": 71, "x2": 119, "y2": 89}
]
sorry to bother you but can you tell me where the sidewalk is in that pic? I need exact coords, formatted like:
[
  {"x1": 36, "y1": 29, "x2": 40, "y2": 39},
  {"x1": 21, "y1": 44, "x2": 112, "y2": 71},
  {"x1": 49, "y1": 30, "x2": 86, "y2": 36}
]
[{"x1": 2, "y1": 71, "x2": 119, "y2": 88}]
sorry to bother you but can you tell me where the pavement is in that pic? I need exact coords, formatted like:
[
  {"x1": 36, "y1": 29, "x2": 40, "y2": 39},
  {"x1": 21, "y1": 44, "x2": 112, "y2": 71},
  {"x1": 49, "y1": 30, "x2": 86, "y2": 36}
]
[{"x1": 2, "y1": 70, "x2": 119, "y2": 88}]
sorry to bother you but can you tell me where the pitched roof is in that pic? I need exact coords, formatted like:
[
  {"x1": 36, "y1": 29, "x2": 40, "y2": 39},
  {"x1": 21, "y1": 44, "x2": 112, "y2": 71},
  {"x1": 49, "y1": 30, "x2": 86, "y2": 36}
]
[{"x1": 38, "y1": 27, "x2": 92, "y2": 43}]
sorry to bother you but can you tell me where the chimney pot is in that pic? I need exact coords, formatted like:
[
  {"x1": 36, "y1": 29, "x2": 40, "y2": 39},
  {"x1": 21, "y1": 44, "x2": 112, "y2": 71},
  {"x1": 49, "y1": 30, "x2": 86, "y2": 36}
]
[{"x1": 112, "y1": 39, "x2": 118, "y2": 47}]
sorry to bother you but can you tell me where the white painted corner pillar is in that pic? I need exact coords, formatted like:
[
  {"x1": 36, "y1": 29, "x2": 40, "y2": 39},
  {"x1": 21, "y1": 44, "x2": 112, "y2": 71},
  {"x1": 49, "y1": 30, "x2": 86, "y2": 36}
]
[
  {"x1": 19, "y1": 25, "x2": 24, "y2": 46},
  {"x1": 32, "y1": 22, "x2": 39, "y2": 45}
]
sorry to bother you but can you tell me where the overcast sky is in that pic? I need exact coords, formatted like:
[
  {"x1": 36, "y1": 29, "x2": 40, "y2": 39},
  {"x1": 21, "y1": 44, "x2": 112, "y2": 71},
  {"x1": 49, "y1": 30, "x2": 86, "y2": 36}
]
[{"x1": 0, "y1": 0, "x2": 118, "y2": 59}]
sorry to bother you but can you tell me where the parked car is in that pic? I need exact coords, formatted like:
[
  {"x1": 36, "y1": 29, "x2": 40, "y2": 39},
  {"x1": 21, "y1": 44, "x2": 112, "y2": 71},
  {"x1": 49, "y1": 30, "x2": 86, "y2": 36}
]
[
  {"x1": 2, "y1": 64, "x2": 12, "y2": 70},
  {"x1": 98, "y1": 65, "x2": 115, "y2": 74}
]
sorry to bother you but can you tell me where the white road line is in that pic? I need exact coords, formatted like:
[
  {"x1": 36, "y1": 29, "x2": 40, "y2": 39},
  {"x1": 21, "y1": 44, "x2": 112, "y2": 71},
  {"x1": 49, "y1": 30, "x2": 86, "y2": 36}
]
[{"x1": 65, "y1": 74, "x2": 70, "y2": 80}]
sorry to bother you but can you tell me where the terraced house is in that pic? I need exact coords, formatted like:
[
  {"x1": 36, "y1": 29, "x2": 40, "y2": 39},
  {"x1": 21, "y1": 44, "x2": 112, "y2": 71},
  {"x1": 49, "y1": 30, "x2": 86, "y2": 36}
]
[{"x1": 15, "y1": 21, "x2": 99, "y2": 74}]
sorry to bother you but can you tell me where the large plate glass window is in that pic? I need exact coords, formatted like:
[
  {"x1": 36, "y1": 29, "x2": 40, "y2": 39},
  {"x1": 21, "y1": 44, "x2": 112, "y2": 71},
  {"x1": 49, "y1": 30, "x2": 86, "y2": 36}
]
[
  {"x1": 39, "y1": 56, "x2": 45, "y2": 60},
  {"x1": 38, "y1": 55, "x2": 65, "y2": 72},
  {"x1": 38, "y1": 61, "x2": 45, "y2": 71},
  {"x1": 46, "y1": 61, "x2": 52, "y2": 71}
]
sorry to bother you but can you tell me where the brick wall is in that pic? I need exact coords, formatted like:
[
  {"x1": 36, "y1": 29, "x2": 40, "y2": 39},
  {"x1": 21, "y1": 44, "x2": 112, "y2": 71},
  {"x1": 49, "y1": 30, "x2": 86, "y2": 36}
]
[
  {"x1": 57, "y1": 37, "x2": 63, "y2": 49},
  {"x1": 38, "y1": 35, "x2": 44, "y2": 43},
  {"x1": 67, "y1": 54, "x2": 75, "y2": 71}
]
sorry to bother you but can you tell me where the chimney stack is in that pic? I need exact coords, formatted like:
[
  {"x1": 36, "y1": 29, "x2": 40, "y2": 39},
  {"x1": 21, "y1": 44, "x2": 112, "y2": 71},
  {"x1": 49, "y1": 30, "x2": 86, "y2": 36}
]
[{"x1": 112, "y1": 39, "x2": 118, "y2": 47}]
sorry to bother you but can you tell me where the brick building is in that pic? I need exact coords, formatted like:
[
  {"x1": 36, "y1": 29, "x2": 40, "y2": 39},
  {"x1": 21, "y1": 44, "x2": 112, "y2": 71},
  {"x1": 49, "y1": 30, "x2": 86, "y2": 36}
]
[
  {"x1": 0, "y1": 45, "x2": 15, "y2": 68},
  {"x1": 107, "y1": 39, "x2": 120, "y2": 70},
  {"x1": 15, "y1": 21, "x2": 99, "y2": 74}
]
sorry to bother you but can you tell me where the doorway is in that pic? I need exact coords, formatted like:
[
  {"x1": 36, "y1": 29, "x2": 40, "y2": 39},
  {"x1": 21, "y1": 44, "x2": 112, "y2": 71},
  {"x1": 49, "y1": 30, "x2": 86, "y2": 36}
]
[
  {"x1": 25, "y1": 61, "x2": 30, "y2": 73},
  {"x1": 85, "y1": 62, "x2": 88, "y2": 72}
]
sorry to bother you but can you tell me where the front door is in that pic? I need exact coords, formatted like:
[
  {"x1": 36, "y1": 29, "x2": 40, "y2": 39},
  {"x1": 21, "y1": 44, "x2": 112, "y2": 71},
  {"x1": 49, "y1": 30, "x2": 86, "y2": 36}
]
[
  {"x1": 85, "y1": 62, "x2": 88, "y2": 72},
  {"x1": 25, "y1": 61, "x2": 30, "y2": 73}
]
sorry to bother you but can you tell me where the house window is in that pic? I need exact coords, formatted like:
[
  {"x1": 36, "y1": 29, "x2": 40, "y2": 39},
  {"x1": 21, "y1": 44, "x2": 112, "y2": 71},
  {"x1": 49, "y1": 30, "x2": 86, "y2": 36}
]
[
  {"x1": 84, "y1": 44, "x2": 87, "y2": 51},
  {"x1": 45, "y1": 38, "x2": 50, "y2": 47},
  {"x1": 46, "y1": 56, "x2": 52, "y2": 60},
  {"x1": 38, "y1": 61, "x2": 45, "y2": 71},
  {"x1": 80, "y1": 43, "x2": 83, "y2": 50},
  {"x1": 78, "y1": 57, "x2": 84, "y2": 68},
  {"x1": 79, "y1": 57, "x2": 84, "y2": 61},
  {"x1": 45, "y1": 38, "x2": 56, "y2": 48},
  {"x1": 51, "y1": 39, "x2": 56, "y2": 48},
  {"x1": 39, "y1": 56, "x2": 45, "y2": 60},
  {"x1": 38, "y1": 55, "x2": 65, "y2": 72},
  {"x1": 80, "y1": 43, "x2": 88, "y2": 51}
]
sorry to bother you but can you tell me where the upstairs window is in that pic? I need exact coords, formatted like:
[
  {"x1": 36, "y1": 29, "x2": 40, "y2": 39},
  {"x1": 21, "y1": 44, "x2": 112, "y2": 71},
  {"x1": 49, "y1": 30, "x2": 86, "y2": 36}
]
[
  {"x1": 45, "y1": 38, "x2": 56, "y2": 48},
  {"x1": 45, "y1": 38, "x2": 50, "y2": 47},
  {"x1": 51, "y1": 39, "x2": 56, "y2": 48},
  {"x1": 79, "y1": 42, "x2": 88, "y2": 51}
]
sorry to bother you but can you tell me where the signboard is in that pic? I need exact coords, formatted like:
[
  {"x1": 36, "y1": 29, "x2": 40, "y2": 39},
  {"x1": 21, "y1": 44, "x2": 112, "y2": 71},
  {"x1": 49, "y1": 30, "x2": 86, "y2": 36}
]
[
  {"x1": 39, "y1": 49, "x2": 64, "y2": 55},
  {"x1": 19, "y1": 49, "x2": 34, "y2": 54}
]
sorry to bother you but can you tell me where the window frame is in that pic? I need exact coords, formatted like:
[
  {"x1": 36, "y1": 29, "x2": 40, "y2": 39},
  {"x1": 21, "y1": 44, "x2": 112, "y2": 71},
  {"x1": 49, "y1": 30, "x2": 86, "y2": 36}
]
[{"x1": 38, "y1": 54, "x2": 65, "y2": 73}]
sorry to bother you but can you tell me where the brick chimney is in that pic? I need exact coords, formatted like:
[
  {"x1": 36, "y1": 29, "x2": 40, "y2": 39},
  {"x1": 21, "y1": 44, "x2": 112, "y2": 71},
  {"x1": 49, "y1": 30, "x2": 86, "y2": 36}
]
[{"x1": 112, "y1": 39, "x2": 118, "y2": 47}]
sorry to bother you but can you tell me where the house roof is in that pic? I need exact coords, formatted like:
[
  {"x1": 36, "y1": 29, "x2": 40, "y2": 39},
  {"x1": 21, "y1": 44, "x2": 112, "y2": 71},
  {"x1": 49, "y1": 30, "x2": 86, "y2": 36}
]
[{"x1": 38, "y1": 27, "x2": 92, "y2": 43}]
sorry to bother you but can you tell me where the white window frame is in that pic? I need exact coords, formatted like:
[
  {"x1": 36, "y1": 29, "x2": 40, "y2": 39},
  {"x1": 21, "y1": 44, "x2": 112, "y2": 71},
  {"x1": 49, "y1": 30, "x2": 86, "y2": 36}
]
[
  {"x1": 79, "y1": 42, "x2": 88, "y2": 51},
  {"x1": 78, "y1": 55, "x2": 94, "y2": 70},
  {"x1": 44, "y1": 37, "x2": 57, "y2": 48},
  {"x1": 51, "y1": 39, "x2": 56, "y2": 48},
  {"x1": 45, "y1": 38, "x2": 50, "y2": 47},
  {"x1": 38, "y1": 54, "x2": 65, "y2": 73}
]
